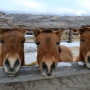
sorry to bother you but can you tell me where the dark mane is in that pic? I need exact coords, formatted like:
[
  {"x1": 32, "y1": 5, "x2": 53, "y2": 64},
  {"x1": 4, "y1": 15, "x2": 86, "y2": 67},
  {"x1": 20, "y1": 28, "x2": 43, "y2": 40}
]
[{"x1": 42, "y1": 30, "x2": 52, "y2": 33}]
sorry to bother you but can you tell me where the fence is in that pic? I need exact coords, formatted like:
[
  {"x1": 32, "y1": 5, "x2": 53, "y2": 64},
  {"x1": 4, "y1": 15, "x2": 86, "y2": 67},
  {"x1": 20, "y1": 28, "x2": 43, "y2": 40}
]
[
  {"x1": 0, "y1": 29, "x2": 79, "y2": 43},
  {"x1": 0, "y1": 11, "x2": 90, "y2": 29},
  {"x1": 0, "y1": 11, "x2": 90, "y2": 90},
  {"x1": 25, "y1": 30, "x2": 79, "y2": 43},
  {"x1": 62, "y1": 30, "x2": 79, "y2": 43},
  {"x1": 0, "y1": 62, "x2": 90, "y2": 90}
]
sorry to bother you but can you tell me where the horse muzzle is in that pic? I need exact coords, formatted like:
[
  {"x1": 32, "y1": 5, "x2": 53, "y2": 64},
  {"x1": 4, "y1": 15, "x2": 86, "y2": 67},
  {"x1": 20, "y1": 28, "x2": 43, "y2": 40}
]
[
  {"x1": 3, "y1": 58, "x2": 21, "y2": 76},
  {"x1": 41, "y1": 62, "x2": 56, "y2": 78}
]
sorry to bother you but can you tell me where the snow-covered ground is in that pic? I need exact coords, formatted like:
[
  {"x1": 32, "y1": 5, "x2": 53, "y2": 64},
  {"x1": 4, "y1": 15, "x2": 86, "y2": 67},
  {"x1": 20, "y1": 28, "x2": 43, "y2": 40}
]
[
  {"x1": 24, "y1": 41, "x2": 80, "y2": 64},
  {"x1": 57, "y1": 61, "x2": 85, "y2": 67}
]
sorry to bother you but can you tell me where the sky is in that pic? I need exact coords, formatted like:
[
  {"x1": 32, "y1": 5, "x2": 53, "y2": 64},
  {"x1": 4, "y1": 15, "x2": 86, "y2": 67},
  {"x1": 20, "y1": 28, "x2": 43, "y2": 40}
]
[{"x1": 0, "y1": 0, "x2": 90, "y2": 16}]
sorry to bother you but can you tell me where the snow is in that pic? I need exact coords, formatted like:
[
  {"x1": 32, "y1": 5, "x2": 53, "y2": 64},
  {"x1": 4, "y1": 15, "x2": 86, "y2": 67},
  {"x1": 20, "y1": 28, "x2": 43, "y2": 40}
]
[
  {"x1": 35, "y1": 65, "x2": 39, "y2": 66},
  {"x1": 25, "y1": 52, "x2": 37, "y2": 64},
  {"x1": 24, "y1": 43, "x2": 37, "y2": 64},
  {"x1": 61, "y1": 41, "x2": 80, "y2": 47},
  {"x1": 56, "y1": 62, "x2": 85, "y2": 68},
  {"x1": 25, "y1": 35, "x2": 34, "y2": 38},
  {"x1": 78, "y1": 61, "x2": 85, "y2": 65},
  {"x1": 24, "y1": 43, "x2": 37, "y2": 53},
  {"x1": 57, "y1": 62, "x2": 72, "y2": 67}
]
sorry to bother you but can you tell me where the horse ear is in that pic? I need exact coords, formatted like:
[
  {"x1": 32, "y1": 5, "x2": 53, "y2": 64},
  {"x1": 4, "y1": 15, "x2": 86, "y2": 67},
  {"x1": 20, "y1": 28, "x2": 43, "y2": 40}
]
[
  {"x1": 55, "y1": 30, "x2": 64, "y2": 38},
  {"x1": 18, "y1": 30, "x2": 26, "y2": 36},
  {"x1": 78, "y1": 29, "x2": 86, "y2": 35},
  {"x1": 33, "y1": 30, "x2": 41, "y2": 38}
]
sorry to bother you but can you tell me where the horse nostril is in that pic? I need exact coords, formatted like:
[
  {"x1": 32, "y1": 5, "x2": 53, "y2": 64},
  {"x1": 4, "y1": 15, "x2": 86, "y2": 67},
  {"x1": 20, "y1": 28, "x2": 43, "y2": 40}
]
[
  {"x1": 14, "y1": 59, "x2": 20, "y2": 67},
  {"x1": 48, "y1": 73, "x2": 51, "y2": 76},
  {"x1": 51, "y1": 62, "x2": 56, "y2": 72},
  {"x1": 10, "y1": 68, "x2": 14, "y2": 72},
  {"x1": 4, "y1": 59, "x2": 9, "y2": 67},
  {"x1": 41, "y1": 62, "x2": 48, "y2": 71},
  {"x1": 87, "y1": 56, "x2": 90, "y2": 64}
]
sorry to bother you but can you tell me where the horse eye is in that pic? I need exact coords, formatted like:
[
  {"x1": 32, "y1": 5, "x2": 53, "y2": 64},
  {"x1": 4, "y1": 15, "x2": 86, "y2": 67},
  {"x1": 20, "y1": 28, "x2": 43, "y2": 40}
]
[
  {"x1": 21, "y1": 40, "x2": 25, "y2": 43},
  {"x1": 36, "y1": 41, "x2": 40, "y2": 45},
  {"x1": 81, "y1": 39, "x2": 84, "y2": 44},
  {"x1": 56, "y1": 42, "x2": 59, "y2": 45},
  {"x1": 0, "y1": 40, "x2": 4, "y2": 43}
]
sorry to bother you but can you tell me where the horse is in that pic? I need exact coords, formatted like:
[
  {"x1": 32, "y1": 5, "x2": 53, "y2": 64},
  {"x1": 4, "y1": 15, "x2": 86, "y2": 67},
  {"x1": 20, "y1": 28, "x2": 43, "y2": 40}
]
[
  {"x1": 0, "y1": 30, "x2": 26, "y2": 76},
  {"x1": 33, "y1": 30, "x2": 73, "y2": 78},
  {"x1": 76, "y1": 27, "x2": 90, "y2": 69}
]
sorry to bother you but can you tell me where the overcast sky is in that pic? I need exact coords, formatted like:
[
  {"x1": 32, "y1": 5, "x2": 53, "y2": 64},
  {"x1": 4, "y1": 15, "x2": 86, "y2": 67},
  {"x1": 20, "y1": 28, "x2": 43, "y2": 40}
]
[{"x1": 0, "y1": 0, "x2": 90, "y2": 16}]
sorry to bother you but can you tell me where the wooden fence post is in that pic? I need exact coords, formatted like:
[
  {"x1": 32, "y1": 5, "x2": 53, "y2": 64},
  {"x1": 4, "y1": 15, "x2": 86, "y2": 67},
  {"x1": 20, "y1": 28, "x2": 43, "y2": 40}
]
[{"x1": 68, "y1": 30, "x2": 73, "y2": 43}]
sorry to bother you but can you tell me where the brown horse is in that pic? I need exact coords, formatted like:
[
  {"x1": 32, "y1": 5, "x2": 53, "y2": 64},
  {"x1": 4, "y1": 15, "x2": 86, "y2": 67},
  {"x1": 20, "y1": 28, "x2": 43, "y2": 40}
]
[
  {"x1": 33, "y1": 30, "x2": 73, "y2": 78},
  {"x1": 0, "y1": 30, "x2": 26, "y2": 76},
  {"x1": 76, "y1": 27, "x2": 90, "y2": 68}
]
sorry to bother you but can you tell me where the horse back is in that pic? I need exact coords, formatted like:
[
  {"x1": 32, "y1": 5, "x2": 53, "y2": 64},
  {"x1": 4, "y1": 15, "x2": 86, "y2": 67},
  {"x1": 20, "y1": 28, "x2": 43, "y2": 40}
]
[{"x1": 59, "y1": 45, "x2": 73, "y2": 62}]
